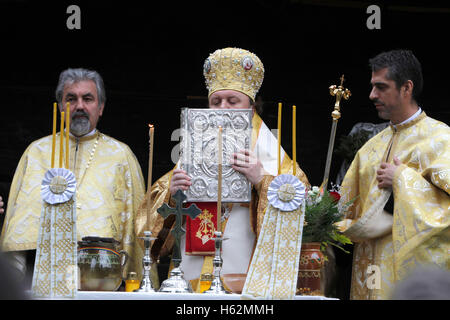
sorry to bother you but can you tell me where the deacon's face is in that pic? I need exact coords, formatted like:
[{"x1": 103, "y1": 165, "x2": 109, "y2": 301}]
[
  {"x1": 61, "y1": 80, "x2": 104, "y2": 136},
  {"x1": 208, "y1": 90, "x2": 252, "y2": 110},
  {"x1": 369, "y1": 67, "x2": 402, "y2": 121}
]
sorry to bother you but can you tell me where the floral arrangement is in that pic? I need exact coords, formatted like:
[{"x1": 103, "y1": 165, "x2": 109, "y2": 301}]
[{"x1": 302, "y1": 184, "x2": 353, "y2": 254}]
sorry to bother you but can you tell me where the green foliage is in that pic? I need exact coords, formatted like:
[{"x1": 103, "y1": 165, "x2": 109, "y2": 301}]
[{"x1": 302, "y1": 190, "x2": 353, "y2": 253}]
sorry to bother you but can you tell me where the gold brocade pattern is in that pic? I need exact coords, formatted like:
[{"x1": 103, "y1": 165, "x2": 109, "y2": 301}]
[
  {"x1": 0, "y1": 132, "x2": 146, "y2": 279},
  {"x1": 195, "y1": 209, "x2": 216, "y2": 244},
  {"x1": 242, "y1": 204, "x2": 305, "y2": 300},
  {"x1": 203, "y1": 48, "x2": 264, "y2": 100},
  {"x1": 32, "y1": 199, "x2": 77, "y2": 298},
  {"x1": 338, "y1": 113, "x2": 450, "y2": 300}
]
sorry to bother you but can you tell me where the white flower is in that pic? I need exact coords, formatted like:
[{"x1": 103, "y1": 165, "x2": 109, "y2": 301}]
[{"x1": 306, "y1": 185, "x2": 326, "y2": 206}]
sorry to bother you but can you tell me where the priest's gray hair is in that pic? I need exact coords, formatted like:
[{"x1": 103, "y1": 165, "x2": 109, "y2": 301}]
[{"x1": 55, "y1": 68, "x2": 106, "y2": 107}]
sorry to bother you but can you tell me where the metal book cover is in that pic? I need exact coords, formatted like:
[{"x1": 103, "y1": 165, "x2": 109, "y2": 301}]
[{"x1": 180, "y1": 108, "x2": 252, "y2": 202}]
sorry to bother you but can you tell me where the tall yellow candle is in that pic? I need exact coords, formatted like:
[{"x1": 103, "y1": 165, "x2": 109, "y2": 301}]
[
  {"x1": 65, "y1": 103, "x2": 70, "y2": 169},
  {"x1": 292, "y1": 105, "x2": 297, "y2": 176},
  {"x1": 51, "y1": 102, "x2": 57, "y2": 168},
  {"x1": 217, "y1": 126, "x2": 223, "y2": 232},
  {"x1": 59, "y1": 111, "x2": 65, "y2": 168},
  {"x1": 146, "y1": 124, "x2": 154, "y2": 231},
  {"x1": 277, "y1": 102, "x2": 282, "y2": 175},
  {"x1": 147, "y1": 124, "x2": 154, "y2": 190}
]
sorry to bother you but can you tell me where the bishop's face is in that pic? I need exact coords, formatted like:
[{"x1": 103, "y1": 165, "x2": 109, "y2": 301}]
[
  {"x1": 61, "y1": 80, "x2": 104, "y2": 136},
  {"x1": 208, "y1": 90, "x2": 252, "y2": 110},
  {"x1": 369, "y1": 67, "x2": 403, "y2": 122}
]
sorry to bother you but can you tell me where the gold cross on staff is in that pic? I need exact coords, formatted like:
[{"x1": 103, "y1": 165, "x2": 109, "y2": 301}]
[
  {"x1": 340, "y1": 74, "x2": 345, "y2": 87},
  {"x1": 321, "y1": 75, "x2": 352, "y2": 189},
  {"x1": 329, "y1": 74, "x2": 351, "y2": 120}
]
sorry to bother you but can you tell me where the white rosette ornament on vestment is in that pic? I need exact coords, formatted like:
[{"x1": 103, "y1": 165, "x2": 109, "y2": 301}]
[
  {"x1": 31, "y1": 167, "x2": 78, "y2": 298},
  {"x1": 242, "y1": 174, "x2": 306, "y2": 300}
]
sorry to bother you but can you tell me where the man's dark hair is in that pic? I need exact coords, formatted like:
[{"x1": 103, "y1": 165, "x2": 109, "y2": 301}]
[{"x1": 369, "y1": 50, "x2": 423, "y2": 102}]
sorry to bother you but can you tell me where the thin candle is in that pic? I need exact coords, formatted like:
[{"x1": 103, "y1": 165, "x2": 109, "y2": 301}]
[
  {"x1": 51, "y1": 102, "x2": 57, "y2": 168},
  {"x1": 277, "y1": 102, "x2": 282, "y2": 175},
  {"x1": 293, "y1": 105, "x2": 296, "y2": 176},
  {"x1": 146, "y1": 124, "x2": 154, "y2": 231},
  {"x1": 65, "y1": 103, "x2": 70, "y2": 169},
  {"x1": 59, "y1": 111, "x2": 65, "y2": 168},
  {"x1": 147, "y1": 124, "x2": 154, "y2": 190},
  {"x1": 217, "y1": 126, "x2": 223, "y2": 232}
]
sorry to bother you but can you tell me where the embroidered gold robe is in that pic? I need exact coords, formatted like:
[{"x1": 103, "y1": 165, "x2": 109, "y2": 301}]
[
  {"x1": 338, "y1": 112, "x2": 450, "y2": 300},
  {"x1": 135, "y1": 112, "x2": 310, "y2": 283},
  {"x1": 0, "y1": 131, "x2": 146, "y2": 278}
]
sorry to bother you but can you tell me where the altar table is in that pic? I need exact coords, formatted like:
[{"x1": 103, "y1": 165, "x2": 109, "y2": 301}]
[{"x1": 72, "y1": 291, "x2": 337, "y2": 300}]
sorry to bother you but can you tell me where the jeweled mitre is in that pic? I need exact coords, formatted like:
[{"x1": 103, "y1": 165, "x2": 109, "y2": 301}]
[{"x1": 203, "y1": 47, "x2": 264, "y2": 100}]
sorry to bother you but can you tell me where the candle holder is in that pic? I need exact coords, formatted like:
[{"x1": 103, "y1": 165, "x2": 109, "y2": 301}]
[
  {"x1": 134, "y1": 230, "x2": 157, "y2": 292},
  {"x1": 203, "y1": 231, "x2": 230, "y2": 294},
  {"x1": 158, "y1": 264, "x2": 193, "y2": 293}
]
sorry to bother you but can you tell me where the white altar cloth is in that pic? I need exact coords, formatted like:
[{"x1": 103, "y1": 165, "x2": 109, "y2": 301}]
[{"x1": 71, "y1": 291, "x2": 337, "y2": 300}]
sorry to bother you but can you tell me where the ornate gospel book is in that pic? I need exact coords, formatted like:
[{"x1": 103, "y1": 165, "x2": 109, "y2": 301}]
[{"x1": 180, "y1": 108, "x2": 252, "y2": 203}]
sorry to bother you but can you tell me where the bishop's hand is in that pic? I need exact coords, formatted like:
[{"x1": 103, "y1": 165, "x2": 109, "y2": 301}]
[
  {"x1": 170, "y1": 149, "x2": 269, "y2": 196},
  {"x1": 231, "y1": 149, "x2": 268, "y2": 185},
  {"x1": 169, "y1": 169, "x2": 192, "y2": 196}
]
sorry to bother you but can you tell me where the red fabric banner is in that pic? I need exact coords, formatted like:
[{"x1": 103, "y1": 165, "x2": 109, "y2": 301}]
[{"x1": 185, "y1": 202, "x2": 217, "y2": 255}]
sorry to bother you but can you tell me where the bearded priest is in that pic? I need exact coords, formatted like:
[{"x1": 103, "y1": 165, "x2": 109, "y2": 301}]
[{"x1": 0, "y1": 68, "x2": 146, "y2": 287}]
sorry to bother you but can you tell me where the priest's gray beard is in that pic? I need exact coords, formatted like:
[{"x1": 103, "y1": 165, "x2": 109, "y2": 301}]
[{"x1": 71, "y1": 111, "x2": 90, "y2": 136}]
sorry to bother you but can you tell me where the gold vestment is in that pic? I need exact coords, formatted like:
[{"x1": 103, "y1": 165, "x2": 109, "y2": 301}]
[
  {"x1": 338, "y1": 112, "x2": 450, "y2": 299},
  {"x1": 0, "y1": 131, "x2": 146, "y2": 278},
  {"x1": 136, "y1": 112, "x2": 310, "y2": 274}
]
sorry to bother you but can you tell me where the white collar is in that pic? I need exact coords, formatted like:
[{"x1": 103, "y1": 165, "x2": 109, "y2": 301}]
[
  {"x1": 69, "y1": 128, "x2": 97, "y2": 138},
  {"x1": 392, "y1": 107, "x2": 422, "y2": 128}
]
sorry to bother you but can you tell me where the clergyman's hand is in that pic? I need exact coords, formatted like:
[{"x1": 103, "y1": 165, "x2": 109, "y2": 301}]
[
  {"x1": 376, "y1": 157, "x2": 402, "y2": 189},
  {"x1": 231, "y1": 149, "x2": 268, "y2": 185},
  {"x1": 0, "y1": 196, "x2": 4, "y2": 214},
  {"x1": 169, "y1": 169, "x2": 192, "y2": 196}
]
